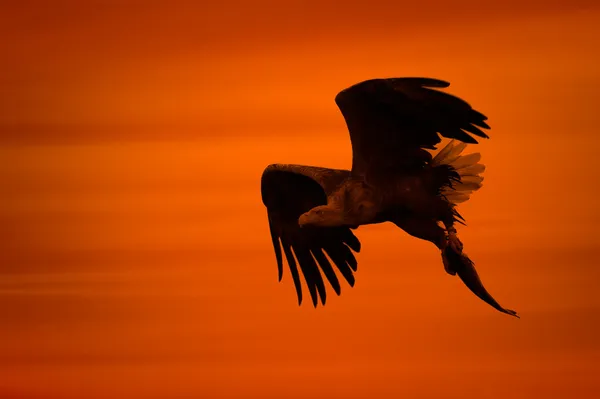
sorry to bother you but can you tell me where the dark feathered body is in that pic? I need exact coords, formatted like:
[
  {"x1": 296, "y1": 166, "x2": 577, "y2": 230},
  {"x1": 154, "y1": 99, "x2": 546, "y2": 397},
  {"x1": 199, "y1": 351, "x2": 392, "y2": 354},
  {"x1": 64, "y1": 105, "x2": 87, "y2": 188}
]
[{"x1": 321, "y1": 163, "x2": 462, "y2": 230}]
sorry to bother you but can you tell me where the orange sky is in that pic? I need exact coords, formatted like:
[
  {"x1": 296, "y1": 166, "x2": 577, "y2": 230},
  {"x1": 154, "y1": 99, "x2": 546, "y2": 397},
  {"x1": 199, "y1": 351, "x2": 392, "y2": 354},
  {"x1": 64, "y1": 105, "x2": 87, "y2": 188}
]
[{"x1": 1, "y1": 1, "x2": 600, "y2": 398}]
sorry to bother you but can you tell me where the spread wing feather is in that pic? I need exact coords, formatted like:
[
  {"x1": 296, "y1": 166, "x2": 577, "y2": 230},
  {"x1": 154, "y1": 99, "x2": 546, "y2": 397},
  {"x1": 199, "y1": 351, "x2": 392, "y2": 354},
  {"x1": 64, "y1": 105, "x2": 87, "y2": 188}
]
[
  {"x1": 261, "y1": 164, "x2": 361, "y2": 307},
  {"x1": 335, "y1": 77, "x2": 490, "y2": 175}
]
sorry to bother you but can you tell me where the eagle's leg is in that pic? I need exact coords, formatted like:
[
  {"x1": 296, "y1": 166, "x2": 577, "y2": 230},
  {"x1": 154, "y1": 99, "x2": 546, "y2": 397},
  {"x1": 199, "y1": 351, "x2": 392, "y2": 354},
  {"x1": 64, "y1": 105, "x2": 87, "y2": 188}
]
[
  {"x1": 393, "y1": 217, "x2": 456, "y2": 275},
  {"x1": 444, "y1": 224, "x2": 463, "y2": 254},
  {"x1": 435, "y1": 206, "x2": 465, "y2": 275},
  {"x1": 434, "y1": 201, "x2": 463, "y2": 253},
  {"x1": 393, "y1": 217, "x2": 446, "y2": 249}
]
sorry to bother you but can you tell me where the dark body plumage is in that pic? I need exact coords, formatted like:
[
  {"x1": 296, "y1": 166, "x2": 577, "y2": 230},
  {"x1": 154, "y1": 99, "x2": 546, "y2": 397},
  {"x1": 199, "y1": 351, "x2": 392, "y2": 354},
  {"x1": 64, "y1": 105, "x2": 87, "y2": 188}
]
[{"x1": 261, "y1": 77, "x2": 518, "y2": 318}]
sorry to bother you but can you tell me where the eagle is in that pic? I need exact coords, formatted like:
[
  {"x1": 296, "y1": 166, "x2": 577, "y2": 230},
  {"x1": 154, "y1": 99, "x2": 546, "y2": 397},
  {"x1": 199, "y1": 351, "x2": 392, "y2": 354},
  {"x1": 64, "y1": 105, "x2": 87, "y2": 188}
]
[{"x1": 260, "y1": 77, "x2": 518, "y2": 318}]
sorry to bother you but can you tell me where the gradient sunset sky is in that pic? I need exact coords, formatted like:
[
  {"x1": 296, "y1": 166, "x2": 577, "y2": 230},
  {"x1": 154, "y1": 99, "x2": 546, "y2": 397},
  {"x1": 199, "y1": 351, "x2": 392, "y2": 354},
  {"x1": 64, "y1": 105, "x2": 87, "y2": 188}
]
[{"x1": 2, "y1": 1, "x2": 600, "y2": 398}]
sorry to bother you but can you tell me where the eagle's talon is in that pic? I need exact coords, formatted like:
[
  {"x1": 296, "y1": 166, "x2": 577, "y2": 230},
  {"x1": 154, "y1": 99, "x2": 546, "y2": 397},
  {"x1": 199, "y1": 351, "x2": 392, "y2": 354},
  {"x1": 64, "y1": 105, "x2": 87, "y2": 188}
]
[{"x1": 447, "y1": 232, "x2": 463, "y2": 253}]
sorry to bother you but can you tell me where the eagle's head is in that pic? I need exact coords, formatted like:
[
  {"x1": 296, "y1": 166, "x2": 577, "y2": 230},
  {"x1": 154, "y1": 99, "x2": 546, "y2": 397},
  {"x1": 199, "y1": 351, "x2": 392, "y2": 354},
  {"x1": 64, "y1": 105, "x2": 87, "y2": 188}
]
[
  {"x1": 298, "y1": 200, "x2": 378, "y2": 229},
  {"x1": 298, "y1": 205, "x2": 344, "y2": 228}
]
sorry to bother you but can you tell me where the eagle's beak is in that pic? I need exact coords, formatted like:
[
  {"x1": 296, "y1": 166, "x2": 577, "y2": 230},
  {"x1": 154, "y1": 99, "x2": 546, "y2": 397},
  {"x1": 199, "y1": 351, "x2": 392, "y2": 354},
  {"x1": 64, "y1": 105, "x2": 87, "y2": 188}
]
[{"x1": 298, "y1": 213, "x2": 309, "y2": 228}]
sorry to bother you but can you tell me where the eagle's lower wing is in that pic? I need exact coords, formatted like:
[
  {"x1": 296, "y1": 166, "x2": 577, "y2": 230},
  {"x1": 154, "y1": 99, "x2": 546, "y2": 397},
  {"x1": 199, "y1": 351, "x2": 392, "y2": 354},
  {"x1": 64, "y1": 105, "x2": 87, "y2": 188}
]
[
  {"x1": 260, "y1": 164, "x2": 361, "y2": 306},
  {"x1": 335, "y1": 77, "x2": 491, "y2": 176}
]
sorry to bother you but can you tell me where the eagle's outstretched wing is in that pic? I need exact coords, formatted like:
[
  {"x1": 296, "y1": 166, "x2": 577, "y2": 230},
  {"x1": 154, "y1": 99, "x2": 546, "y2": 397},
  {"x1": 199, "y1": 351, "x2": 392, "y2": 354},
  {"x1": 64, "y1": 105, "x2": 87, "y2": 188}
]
[
  {"x1": 260, "y1": 164, "x2": 361, "y2": 307},
  {"x1": 335, "y1": 77, "x2": 491, "y2": 176}
]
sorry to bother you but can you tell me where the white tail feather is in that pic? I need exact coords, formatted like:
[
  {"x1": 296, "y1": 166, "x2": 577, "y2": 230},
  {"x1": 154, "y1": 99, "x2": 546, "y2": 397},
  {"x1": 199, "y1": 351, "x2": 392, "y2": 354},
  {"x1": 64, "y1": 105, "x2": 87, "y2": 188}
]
[
  {"x1": 457, "y1": 164, "x2": 486, "y2": 176},
  {"x1": 432, "y1": 140, "x2": 486, "y2": 206},
  {"x1": 451, "y1": 153, "x2": 481, "y2": 169},
  {"x1": 443, "y1": 143, "x2": 468, "y2": 165},
  {"x1": 460, "y1": 175, "x2": 484, "y2": 185},
  {"x1": 455, "y1": 181, "x2": 482, "y2": 191},
  {"x1": 445, "y1": 192, "x2": 470, "y2": 203}
]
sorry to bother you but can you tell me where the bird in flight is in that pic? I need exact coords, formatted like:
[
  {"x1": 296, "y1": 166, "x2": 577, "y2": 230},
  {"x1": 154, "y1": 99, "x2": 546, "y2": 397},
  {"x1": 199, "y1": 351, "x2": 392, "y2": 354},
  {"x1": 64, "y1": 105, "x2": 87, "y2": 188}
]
[{"x1": 260, "y1": 77, "x2": 518, "y2": 318}]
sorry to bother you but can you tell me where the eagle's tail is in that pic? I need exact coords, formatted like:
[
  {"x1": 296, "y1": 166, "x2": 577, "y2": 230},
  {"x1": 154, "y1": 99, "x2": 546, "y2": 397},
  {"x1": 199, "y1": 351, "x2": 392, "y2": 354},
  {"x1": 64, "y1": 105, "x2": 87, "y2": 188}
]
[
  {"x1": 443, "y1": 246, "x2": 520, "y2": 318},
  {"x1": 431, "y1": 140, "x2": 485, "y2": 205}
]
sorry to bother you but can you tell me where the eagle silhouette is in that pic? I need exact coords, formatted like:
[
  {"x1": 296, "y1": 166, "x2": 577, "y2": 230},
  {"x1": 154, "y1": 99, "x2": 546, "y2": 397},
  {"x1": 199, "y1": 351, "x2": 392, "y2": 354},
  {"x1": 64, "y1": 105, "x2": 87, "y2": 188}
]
[{"x1": 260, "y1": 77, "x2": 518, "y2": 318}]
